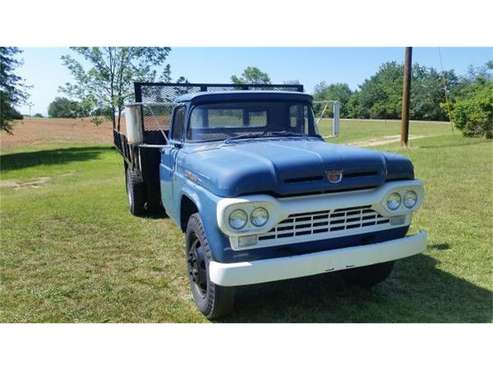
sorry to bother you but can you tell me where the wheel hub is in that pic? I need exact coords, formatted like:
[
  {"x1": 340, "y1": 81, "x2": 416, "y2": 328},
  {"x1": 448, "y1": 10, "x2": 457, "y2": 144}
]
[{"x1": 188, "y1": 239, "x2": 207, "y2": 295}]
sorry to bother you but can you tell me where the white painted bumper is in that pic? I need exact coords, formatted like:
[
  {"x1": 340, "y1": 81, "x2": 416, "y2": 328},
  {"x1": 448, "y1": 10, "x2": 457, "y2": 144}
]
[{"x1": 209, "y1": 231, "x2": 427, "y2": 287}]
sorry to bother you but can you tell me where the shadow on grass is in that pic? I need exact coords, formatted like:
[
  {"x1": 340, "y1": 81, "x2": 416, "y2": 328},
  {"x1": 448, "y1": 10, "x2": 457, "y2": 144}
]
[
  {"x1": 429, "y1": 243, "x2": 450, "y2": 251},
  {"x1": 217, "y1": 253, "x2": 492, "y2": 323},
  {"x1": 142, "y1": 208, "x2": 169, "y2": 219},
  {"x1": 0, "y1": 146, "x2": 115, "y2": 171}
]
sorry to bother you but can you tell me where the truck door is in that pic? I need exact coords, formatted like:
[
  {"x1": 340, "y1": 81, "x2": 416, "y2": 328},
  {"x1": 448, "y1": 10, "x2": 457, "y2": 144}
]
[{"x1": 160, "y1": 105, "x2": 186, "y2": 218}]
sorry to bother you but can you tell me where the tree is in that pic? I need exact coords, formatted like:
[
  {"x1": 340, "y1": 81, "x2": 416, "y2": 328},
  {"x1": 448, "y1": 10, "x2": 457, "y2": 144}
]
[
  {"x1": 360, "y1": 62, "x2": 403, "y2": 119},
  {"x1": 48, "y1": 97, "x2": 89, "y2": 118},
  {"x1": 0, "y1": 47, "x2": 29, "y2": 133},
  {"x1": 313, "y1": 82, "x2": 353, "y2": 118},
  {"x1": 410, "y1": 65, "x2": 458, "y2": 121},
  {"x1": 346, "y1": 91, "x2": 364, "y2": 118},
  {"x1": 447, "y1": 60, "x2": 492, "y2": 138},
  {"x1": 344, "y1": 61, "x2": 458, "y2": 121},
  {"x1": 450, "y1": 61, "x2": 492, "y2": 100},
  {"x1": 231, "y1": 66, "x2": 271, "y2": 84},
  {"x1": 60, "y1": 47, "x2": 174, "y2": 129}
]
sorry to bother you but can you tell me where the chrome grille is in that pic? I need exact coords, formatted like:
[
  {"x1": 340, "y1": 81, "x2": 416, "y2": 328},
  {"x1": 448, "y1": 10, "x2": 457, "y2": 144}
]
[{"x1": 258, "y1": 205, "x2": 390, "y2": 241}]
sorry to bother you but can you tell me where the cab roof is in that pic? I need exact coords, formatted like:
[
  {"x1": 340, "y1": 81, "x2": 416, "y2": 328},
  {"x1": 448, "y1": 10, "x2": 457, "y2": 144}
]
[{"x1": 175, "y1": 90, "x2": 313, "y2": 104}]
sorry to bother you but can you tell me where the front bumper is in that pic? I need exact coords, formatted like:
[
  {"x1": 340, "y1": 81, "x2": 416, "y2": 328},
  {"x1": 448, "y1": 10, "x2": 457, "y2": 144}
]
[{"x1": 209, "y1": 231, "x2": 427, "y2": 286}]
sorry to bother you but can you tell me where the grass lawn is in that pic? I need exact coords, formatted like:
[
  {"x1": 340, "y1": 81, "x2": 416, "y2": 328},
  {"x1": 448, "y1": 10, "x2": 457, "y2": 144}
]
[
  {"x1": 321, "y1": 118, "x2": 453, "y2": 144},
  {"x1": 0, "y1": 119, "x2": 492, "y2": 322}
]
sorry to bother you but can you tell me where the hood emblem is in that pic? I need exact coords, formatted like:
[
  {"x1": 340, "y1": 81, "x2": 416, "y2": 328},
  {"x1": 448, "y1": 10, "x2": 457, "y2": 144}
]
[{"x1": 326, "y1": 169, "x2": 343, "y2": 184}]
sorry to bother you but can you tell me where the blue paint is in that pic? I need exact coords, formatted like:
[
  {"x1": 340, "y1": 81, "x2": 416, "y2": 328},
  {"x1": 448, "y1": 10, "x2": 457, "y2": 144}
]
[{"x1": 182, "y1": 139, "x2": 413, "y2": 197}]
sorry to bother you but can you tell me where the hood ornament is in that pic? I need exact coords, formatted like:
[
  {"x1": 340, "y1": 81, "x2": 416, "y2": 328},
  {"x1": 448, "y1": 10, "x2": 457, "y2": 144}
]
[{"x1": 326, "y1": 169, "x2": 343, "y2": 184}]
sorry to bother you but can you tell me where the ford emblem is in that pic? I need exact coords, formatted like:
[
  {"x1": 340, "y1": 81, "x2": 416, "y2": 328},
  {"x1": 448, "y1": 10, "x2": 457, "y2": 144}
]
[{"x1": 326, "y1": 169, "x2": 343, "y2": 184}]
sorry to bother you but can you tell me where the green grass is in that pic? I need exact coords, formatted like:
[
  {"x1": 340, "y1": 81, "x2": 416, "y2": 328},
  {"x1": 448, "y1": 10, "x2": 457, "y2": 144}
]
[
  {"x1": 319, "y1": 118, "x2": 453, "y2": 144},
  {"x1": 1, "y1": 120, "x2": 492, "y2": 322}
]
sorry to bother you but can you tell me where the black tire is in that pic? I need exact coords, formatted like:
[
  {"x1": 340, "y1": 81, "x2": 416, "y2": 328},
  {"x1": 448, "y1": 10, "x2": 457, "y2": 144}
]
[
  {"x1": 186, "y1": 213, "x2": 235, "y2": 319},
  {"x1": 125, "y1": 166, "x2": 146, "y2": 216},
  {"x1": 341, "y1": 261, "x2": 395, "y2": 288}
]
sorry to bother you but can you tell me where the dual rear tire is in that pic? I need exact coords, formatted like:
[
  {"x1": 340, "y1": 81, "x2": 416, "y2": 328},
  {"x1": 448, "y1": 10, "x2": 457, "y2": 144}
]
[
  {"x1": 125, "y1": 165, "x2": 146, "y2": 216},
  {"x1": 124, "y1": 163, "x2": 165, "y2": 216}
]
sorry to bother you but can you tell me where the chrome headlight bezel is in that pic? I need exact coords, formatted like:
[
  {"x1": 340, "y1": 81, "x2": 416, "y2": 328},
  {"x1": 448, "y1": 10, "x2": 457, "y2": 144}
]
[
  {"x1": 218, "y1": 196, "x2": 280, "y2": 236},
  {"x1": 379, "y1": 184, "x2": 424, "y2": 215}
]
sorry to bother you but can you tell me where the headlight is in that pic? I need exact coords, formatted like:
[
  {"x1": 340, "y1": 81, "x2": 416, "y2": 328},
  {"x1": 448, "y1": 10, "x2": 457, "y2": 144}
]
[
  {"x1": 386, "y1": 192, "x2": 401, "y2": 210},
  {"x1": 250, "y1": 207, "x2": 269, "y2": 227},
  {"x1": 228, "y1": 209, "x2": 248, "y2": 230},
  {"x1": 404, "y1": 190, "x2": 418, "y2": 208}
]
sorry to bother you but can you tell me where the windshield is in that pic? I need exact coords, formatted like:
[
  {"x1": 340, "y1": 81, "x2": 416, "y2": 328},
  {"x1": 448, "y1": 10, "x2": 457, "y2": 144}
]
[{"x1": 187, "y1": 101, "x2": 318, "y2": 142}]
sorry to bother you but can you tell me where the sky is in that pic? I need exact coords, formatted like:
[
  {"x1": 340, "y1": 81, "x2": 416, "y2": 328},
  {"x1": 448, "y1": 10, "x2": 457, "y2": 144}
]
[{"x1": 16, "y1": 47, "x2": 492, "y2": 116}]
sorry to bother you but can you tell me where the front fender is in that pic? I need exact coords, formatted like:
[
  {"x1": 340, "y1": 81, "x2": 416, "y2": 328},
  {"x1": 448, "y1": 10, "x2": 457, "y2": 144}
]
[
  {"x1": 174, "y1": 173, "x2": 231, "y2": 262},
  {"x1": 180, "y1": 186, "x2": 203, "y2": 218}
]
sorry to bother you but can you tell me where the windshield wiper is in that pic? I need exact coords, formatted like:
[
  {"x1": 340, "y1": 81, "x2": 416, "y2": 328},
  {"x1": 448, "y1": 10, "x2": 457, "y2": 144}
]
[
  {"x1": 224, "y1": 130, "x2": 309, "y2": 144},
  {"x1": 224, "y1": 130, "x2": 270, "y2": 144},
  {"x1": 268, "y1": 130, "x2": 305, "y2": 137},
  {"x1": 271, "y1": 130, "x2": 324, "y2": 140}
]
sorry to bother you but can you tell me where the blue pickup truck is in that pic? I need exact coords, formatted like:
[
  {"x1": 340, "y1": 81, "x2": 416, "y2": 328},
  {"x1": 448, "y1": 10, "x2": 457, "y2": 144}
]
[{"x1": 114, "y1": 82, "x2": 427, "y2": 319}]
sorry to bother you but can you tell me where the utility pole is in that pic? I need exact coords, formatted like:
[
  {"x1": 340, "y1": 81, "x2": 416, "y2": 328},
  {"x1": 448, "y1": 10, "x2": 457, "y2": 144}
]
[{"x1": 400, "y1": 47, "x2": 412, "y2": 147}]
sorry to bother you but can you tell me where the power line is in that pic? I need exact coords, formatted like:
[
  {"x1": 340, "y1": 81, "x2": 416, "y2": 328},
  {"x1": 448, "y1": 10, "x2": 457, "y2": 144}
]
[{"x1": 438, "y1": 47, "x2": 455, "y2": 132}]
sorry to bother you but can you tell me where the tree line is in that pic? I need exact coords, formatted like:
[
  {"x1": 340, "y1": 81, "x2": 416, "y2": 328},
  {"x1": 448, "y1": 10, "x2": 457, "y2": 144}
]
[
  {"x1": 313, "y1": 61, "x2": 492, "y2": 137},
  {"x1": 314, "y1": 62, "x2": 490, "y2": 119}
]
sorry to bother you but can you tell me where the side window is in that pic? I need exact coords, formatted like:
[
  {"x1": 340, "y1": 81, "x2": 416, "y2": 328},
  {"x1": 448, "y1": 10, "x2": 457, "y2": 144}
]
[{"x1": 171, "y1": 106, "x2": 186, "y2": 141}]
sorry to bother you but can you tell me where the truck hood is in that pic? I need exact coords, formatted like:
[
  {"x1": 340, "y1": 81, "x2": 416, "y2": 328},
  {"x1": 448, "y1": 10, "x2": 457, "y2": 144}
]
[{"x1": 182, "y1": 138, "x2": 414, "y2": 197}]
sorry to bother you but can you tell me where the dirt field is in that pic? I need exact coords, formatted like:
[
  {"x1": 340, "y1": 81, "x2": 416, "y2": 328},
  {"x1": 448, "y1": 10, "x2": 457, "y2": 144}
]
[{"x1": 0, "y1": 118, "x2": 114, "y2": 152}]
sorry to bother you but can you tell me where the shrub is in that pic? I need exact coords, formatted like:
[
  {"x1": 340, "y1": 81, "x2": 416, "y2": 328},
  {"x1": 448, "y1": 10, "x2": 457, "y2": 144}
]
[
  {"x1": 48, "y1": 97, "x2": 89, "y2": 118},
  {"x1": 449, "y1": 82, "x2": 493, "y2": 138}
]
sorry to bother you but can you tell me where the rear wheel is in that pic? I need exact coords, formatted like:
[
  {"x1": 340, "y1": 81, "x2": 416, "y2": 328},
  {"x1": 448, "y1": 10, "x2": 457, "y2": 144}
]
[
  {"x1": 186, "y1": 213, "x2": 235, "y2": 319},
  {"x1": 125, "y1": 165, "x2": 146, "y2": 216},
  {"x1": 341, "y1": 261, "x2": 395, "y2": 288}
]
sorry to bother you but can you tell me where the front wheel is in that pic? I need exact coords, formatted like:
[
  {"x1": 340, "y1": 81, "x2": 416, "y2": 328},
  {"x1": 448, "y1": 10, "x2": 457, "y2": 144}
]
[
  {"x1": 186, "y1": 213, "x2": 235, "y2": 319},
  {"x1": 341, "y1": 261, "x2": 395, "y2": 288}
]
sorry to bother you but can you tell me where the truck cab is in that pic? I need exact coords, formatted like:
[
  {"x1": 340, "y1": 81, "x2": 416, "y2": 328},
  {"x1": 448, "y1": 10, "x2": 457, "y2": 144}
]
[{"x1": 116, "y1": 83, "x2": 427, "y2": 319}]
